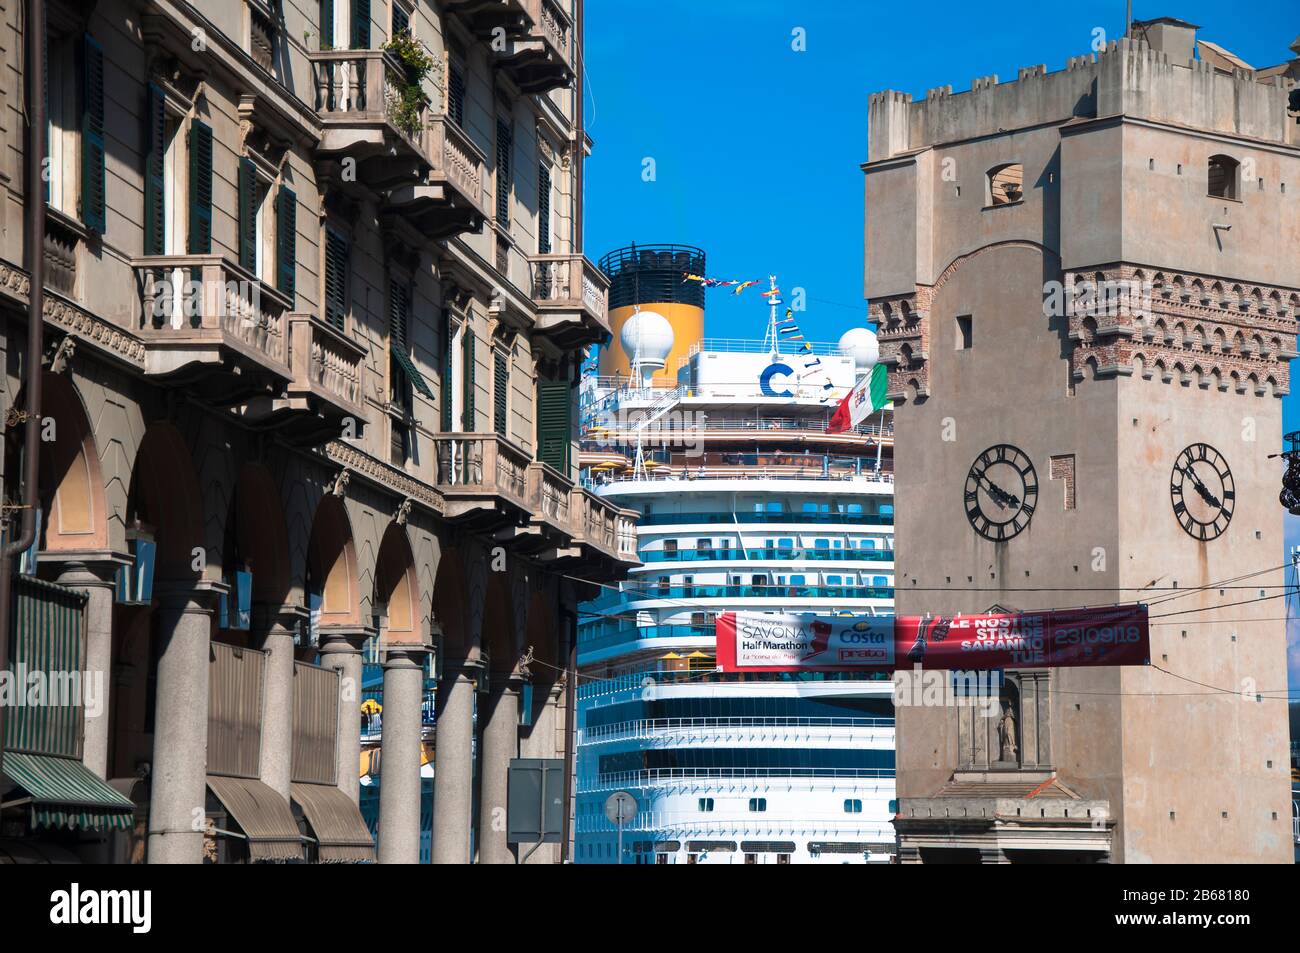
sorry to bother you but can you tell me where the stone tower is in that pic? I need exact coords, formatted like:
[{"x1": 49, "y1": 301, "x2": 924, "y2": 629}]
[{"x1": 864, "y1": 19, "x2": 1300, "y2": 862}]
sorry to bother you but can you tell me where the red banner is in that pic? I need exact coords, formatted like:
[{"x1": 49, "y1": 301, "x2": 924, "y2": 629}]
[{"x1": 714, "y1": 604, "x2": 1149, "y2": 673}]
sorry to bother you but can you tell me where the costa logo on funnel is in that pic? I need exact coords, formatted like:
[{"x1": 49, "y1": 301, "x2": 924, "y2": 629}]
[{"x1": 758, "y1": 361, "x2": 794, "y2": 398}]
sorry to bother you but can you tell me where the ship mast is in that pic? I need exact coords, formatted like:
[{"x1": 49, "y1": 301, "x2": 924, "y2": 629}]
[{"x1": 762, "y1": 274, "x2": 781, "y2": 357}]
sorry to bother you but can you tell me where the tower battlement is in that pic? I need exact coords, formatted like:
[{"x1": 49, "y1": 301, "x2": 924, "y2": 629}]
[{"x1": 868, "y1": 32, "x2": 1299, "y2": 163}]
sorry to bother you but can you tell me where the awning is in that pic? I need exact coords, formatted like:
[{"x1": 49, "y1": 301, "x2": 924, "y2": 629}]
[
  {"x1": 206, "y1": 776, "x2": 304, "y2": 862},
  {"x1": 290, "y1": 782, "x2": 376, "y2": 863},
  {"x1": 1, "y1": 752, "x2": 133, "y2": 831}
]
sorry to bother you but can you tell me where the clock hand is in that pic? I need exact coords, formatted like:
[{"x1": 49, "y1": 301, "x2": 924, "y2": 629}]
[
  {"x1": 977, "y1": 472, "x2": 1021, "y2": 511},
  {"x1": 1179, "y1": 465, "x2": 1221, "y2": 508}
]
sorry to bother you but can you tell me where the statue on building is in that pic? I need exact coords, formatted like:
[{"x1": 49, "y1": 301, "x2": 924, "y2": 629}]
[{"x1": 998, "y1": 701, "x2": 1018, "y2": 763}]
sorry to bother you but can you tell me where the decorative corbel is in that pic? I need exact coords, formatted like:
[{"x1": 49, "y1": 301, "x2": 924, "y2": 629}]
[
  {"x1": 48, "y1": 335, "x2": 76, "y2": 375},
  {"x1": 330, "y1": 469, "x2": 350, "y2": 498},
  {"x1": 395, "y1": 498, "x2": 414, "y2": 525}
]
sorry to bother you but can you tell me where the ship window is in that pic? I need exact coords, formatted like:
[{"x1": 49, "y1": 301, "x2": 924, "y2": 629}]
[
  {"x1": 748, "y1": 798, "x2": 767, "y2": 813},
  {"x1": 698, "y1": 798, "x2": 714, "y2": 812},
  {"x1": 873, "y1": 576, "x2": 888, "y2": 587},
  {"x1": 664, "y1": 539, "x2": 678, "y2": 555},
  {"x1": 815, "y1": 539, "x2": 828, "y2": 550},
  {"x1": 844, "y1": 799, "x2": 863, "y2": 814},
  {"x1": 860, "y1": 539, "x2": 875, "y2": 550}
]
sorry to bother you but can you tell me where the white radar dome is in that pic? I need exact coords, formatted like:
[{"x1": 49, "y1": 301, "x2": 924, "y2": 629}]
[
  {"x1": 620, "y1": 309, "x2": 674, "y2": 371},
  {"x1": 838, "y1": 326, "x2": 880, "y2": 371}
]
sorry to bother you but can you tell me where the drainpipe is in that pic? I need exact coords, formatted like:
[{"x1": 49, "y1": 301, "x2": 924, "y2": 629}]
[
  {"x1": 0, "y1": 0, "x2": 47, "y2": 784},
  {"x1": 559, "y1": 604, "x2": 577, "y2": 862},
  {"x1": 573, "y1": 0, "x2": 584, "y2": 252}
]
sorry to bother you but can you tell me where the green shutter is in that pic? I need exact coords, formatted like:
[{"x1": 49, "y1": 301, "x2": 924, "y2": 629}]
[
  {"x1": 537, "y1": 380, "x2": 571, "y2": 473},
  {"x1": 448, "y1": 63, "x2": 465, "y2": 127},
  {"x1": 143, "y1": 83, "x2": 166, "y2": 256},
  {"x1": 79, "y1": 34, "x2": 106, "y2": 234},
  {"x1": 493, "y1": 351, "x2": 509, "y2": 437},
  {"x1": 495, "y1": 118, "x2": 511, "y2": 224},
  {"x1": 277, "y1": 186, "x2": 296, "y2": 298},
  {"x1": 538, "y1": 164, "x2": 551, "y2": 254},
  {"x1": 320, "y1": 0, "x2": 334, "y2": 49},
  {"x1": 461, "y1": 327, "x2": 476, "y2": 431},
  {"x1": 440, "y1": 309, "x2": 454, "y2": 431},
  {"x1": 187, "y1": 119, "x2": 213, "y2": 254},
  {"x1": 324, "y1": 227, "x2": 348, "y2": 330},
  {"x1": 238, "y1": 157, "x2": 258, "y2": 271},
  {"x1": 6, "y1": 576, "x2": 88, "y2": 758},
  {"x1": 351, "y1": 0, "x2": 371, "y2": 48}
]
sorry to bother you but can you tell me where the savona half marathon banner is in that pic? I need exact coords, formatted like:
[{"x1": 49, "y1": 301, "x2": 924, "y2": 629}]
[{"x1": 714, "y1": 605, "x2": 1150, "y2": 673}]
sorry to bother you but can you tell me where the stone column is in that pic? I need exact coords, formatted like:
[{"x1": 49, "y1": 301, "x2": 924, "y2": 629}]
[
  {"x1": 51, "y1": 558, "x2": 120, "y2": 779},
  {"x1": 147, "y1": 587, "x2": 214, "y2": 865},
  {"x1": 318, "y1": 627, "x2": 369, "y2": 801},
  {"x1": 478, "y1": 672, "x2": 521, "y2": 864},
  {"x1": 432, "y1": 659, "x2": 478, "y2": 864},
  {"x1": 254, "y1": 606, "x2": 305, "y2": 800},
  {"x1": 377, "y1": 645, "x2": 426, "y2": 864}
]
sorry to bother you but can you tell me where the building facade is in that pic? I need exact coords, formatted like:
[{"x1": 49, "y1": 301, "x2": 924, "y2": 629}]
[
  {"x1": 0, "y1": 0, "x2": 638, "y2": 864},
  {"x1": 574, "y1": 276, "x2": 899, "y2": 863},
  {"x1": 866, "y1": 19, "x2": 1300, "y2": 862}
]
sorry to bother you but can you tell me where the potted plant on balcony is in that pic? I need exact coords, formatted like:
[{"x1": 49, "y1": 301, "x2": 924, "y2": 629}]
[{"x1": 383, "y1": 30, "x2": 436, "y2": 139}]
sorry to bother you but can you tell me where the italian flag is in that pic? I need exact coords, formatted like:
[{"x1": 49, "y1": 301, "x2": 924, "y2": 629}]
[{"x1": 828, "y1": 363, "x2": 888, "y2": 434}]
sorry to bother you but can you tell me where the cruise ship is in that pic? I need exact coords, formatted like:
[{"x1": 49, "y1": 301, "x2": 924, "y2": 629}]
[{"x1": 573, "y1": 246, "x2": 897, "y2": 864}]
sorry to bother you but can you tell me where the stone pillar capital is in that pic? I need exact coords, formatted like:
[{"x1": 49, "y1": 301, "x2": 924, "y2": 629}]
[
  {"x1": 42, "y1": 550, "x2": 128, "y2": 588},
  {"x1": 382, "y1": 644, "x2": 429, "y2": 669},
  {"x1": 318, "y1": 624, "x2": 374, "y2": 657},
  {"x1": 252, "y1": 602, "x2": 309, "y2": 633},
  {"x1": 153, "y1": 580, "x2": 224, "y2": 615}
]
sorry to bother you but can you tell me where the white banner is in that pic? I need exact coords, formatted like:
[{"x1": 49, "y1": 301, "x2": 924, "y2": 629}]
[{"x1": 726, "y1": 612, "x2": 894, "y2": 669}]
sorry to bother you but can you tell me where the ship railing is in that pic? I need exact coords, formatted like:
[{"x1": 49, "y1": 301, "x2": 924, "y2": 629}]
[
  {"x1": 581, "y1": 716, "x2": 895, "y2": 741},
  {"x1": 585, "y1": 767, "x2": 897, "y2": 789}
]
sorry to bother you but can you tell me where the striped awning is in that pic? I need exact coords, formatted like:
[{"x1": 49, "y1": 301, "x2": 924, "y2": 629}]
[
  {"x1": 291, "y1": 782, "x2": 375, "y2": 863},
  {"x1": 1, "y1": 752, "x2": 133, "y2": 831},
  {"x1": 207, "y1": 776, "x2": 305, "y2": 862}
]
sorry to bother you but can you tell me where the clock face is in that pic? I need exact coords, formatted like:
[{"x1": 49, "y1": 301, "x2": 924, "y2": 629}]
[
  {"x1": 1170, "y1": 443, "x2": 1234, "y2": 540},
  {"x1": 964, "y1": 444, "x2": 1038, "y2": 541}
]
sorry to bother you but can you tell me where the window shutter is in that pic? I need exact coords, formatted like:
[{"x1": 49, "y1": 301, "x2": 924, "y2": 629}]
[
  {"x1": 351, "y1": 0, "x2": 371, "y2": 49},
  {"x1": 80, "y1": 34, "x2": 106, "y2": 234},
  {"x1": 537, "y1": 380, "x2": 571, "y2": 473},
  {"x1": 495, "y1": 118, "x2": 511, "y2": 225},
  {"x1": 461, "y1": 327, "x2": 476, "y2": 431},
  {"x1": 392, "y1": 3, "x2": 410, "y2": 36},
  {"x1": 493, "y1": 351, "x2": 509, "y2": 437},
  {"x1": 324, "y1": 227, "x2": 348, "y2": 330},
  {"x1": 448, "y1": 63, "x2": 465, "y2": 127},
  {"x1": 319, "y1": 0, "x2": 334, "y2": 49},
  {"x1": 440, "y1": 309, "x2": 454, "y2": 432},
  {"x1": 238, "y1": 158, "x2": 258, "y2": 271},
  {"x1": 389, "y1": 280, "x2": 409, "y2": 349},
  {"x1": 143, "y1": 83, "x2": 166, "y2": 256},
  {"x1": 537, "y1": 163, "x2": 551, "y2": 254},
  {"x1": 277, "y1": 186, "x2": 296, "y2": 298},
  {"x1": 187, "y1": 120, "x2": 213, "y2": 254}
]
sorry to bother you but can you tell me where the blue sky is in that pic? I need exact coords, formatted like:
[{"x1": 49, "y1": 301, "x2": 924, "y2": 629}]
[{"x1": 582, "y1": 1, "x2": 1300, "y2": 689}]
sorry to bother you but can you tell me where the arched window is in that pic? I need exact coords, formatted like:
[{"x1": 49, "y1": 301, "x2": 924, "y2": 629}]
[
  {"x1": 1208, "y1": 154, "x2": 1239, "y2": 199},
  {"x1": 987, "y1": 163, "x2": 1024, "y2": 206}
]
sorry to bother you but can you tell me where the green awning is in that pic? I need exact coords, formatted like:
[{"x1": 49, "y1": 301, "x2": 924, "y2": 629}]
[
  {"x1": 2, "y1": 752, "x2": 134, "y2": 831},
  {"x1": 391, "y1": 344, "x2": 434, "y2": 399}
]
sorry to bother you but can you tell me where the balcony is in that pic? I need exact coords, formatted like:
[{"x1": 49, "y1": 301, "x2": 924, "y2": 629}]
[
  {"x1": 432, "y1": 434, "x2": 532, "y2": 528},
  {"x1": 529, "y1": 253, "x2": 611, "y2": 348},
  {"x1": 388, "y1": 116, "x2": 488, "y2": 240},
  {"x1": 527, "y1": 460, "x2": 575, "y2": 535},
  {"x1": 442, "y1": 0, "x2": 531, "y2": 36},
  {"x1": 280, "y1": 314, "x2": 368, "y2": 443},
  {"x1": 570, "y1": 487, "x2": 640, "y2": 576},
  {"x1": 310, "y1": 50, "x2": 487, "y2": 236},
  {"x1": 132, "y1": 255, "x2": 291, "y2": 402},
  {"x1": 495, "y1": 0, "x2": 575, "y2": 93}
]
